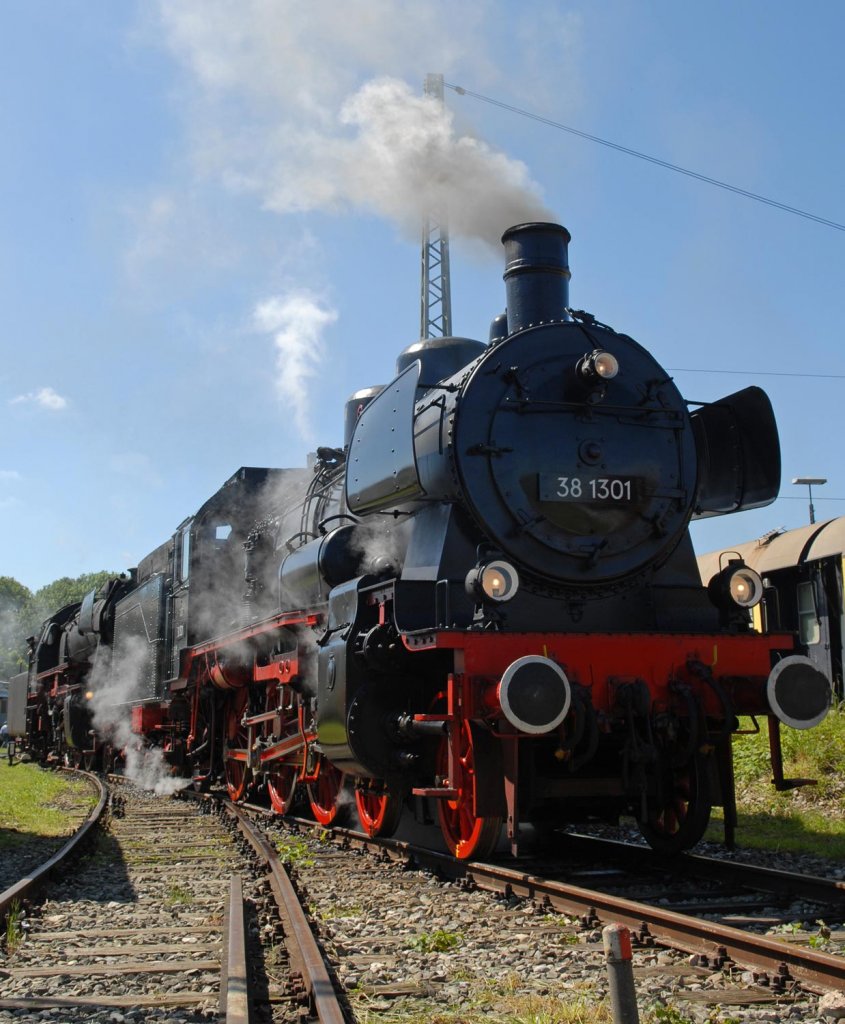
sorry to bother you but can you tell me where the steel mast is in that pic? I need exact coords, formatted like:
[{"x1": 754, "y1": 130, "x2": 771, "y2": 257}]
[{"x1": 420, "y1": 73, "x2": 452, "y2": 339}]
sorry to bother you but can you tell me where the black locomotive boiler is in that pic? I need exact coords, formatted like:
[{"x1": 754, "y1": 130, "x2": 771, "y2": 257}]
[{"x1": 11, "y1": 222, "x2": 832, "y2": 859}]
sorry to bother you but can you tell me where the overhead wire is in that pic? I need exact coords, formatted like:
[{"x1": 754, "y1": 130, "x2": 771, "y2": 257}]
[
  {"x1": 445, "y1": 82, "x2": 845, "y2": 233},
  {"x1": 444, "y1": 84, "x2": 845, "y2": 506},
  {"x1": 668, "y1": 368, "x2": 845, "y2": 379},
  {"x1": 443, "y1": 83, "x2": 844, "y2": 380}
]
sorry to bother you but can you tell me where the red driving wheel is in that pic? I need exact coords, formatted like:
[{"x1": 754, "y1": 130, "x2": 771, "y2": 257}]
[
  {"x1": 223, "y1": 689, "x2": 251, "y2": 802},
  {"x1": 307, "y1": 760, "x2": 346, "y2": 825},
  {"x1": 437, "y1": 722, "x2": 502, "y2": 860},
  {"x1": 264, "y1": 686, "x2": 300, "y2": 815},
  {"x1": 355, "y1": 784, "x2": 404, "y2": 838}
]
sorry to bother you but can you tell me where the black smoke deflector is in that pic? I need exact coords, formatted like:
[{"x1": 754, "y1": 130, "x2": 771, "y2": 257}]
[{"x1": 691, "y1": 386, "x2": 781, "y2": 518}]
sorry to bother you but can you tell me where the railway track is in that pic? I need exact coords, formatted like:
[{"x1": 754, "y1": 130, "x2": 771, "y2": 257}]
[
  {"x1": 550, "y1": 831, "x2": 845, "y2": 924},
  {"x1": 4, "y1": 772, "x2": 842, "y2": 1022},
  {"x1": 254, "y1": 809, "x2": 844, "y2": 1020},
  {"x1": 363, "y1": 823, "x2": 844, "y2": 985},
  {"x1": 0, "y1": 776, "x2": 347, "y2": 1024}
]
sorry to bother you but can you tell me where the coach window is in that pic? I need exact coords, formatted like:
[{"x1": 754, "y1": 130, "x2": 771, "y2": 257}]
[{"x1": 797, "y1": 581, "x2": 819, "y2": 645}]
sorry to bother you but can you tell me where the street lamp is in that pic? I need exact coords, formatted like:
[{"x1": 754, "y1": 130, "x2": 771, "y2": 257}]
[{"x1": 792, "y1": 477, "x2": 827, "y2": 525}]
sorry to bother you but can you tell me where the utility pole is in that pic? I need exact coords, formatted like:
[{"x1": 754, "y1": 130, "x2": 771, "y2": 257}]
[
  {"x1": 793, "y1": 477, "x2": 827, "y2": 525},
  {"x1": 420, "y1": 73, "x2": 452, "y2": 339}
]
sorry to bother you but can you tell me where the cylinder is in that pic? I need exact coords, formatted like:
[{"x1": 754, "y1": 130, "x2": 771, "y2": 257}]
[{"x1": 502, "y1": 222, "x2": 571, "y2": 335}]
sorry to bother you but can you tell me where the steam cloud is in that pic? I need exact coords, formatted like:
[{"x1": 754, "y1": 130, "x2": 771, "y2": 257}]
[
  {"x1": 350, "y1": 519, "x2": 409, "y2": 578},
  {"x1": 154, "y1": 2, "x2": 566, "y2": 432},
  {"x1": 266, "y1": 77, "x2": 554, "y2": 248},
  {"x1": 253, "y1": 292, "x2": 338, "y2": 440},
  {"x1": 157, "y1": 2, "x2": 555, "y2": 248},
  {"x1": 88, "y1": 636, "x2": 188, "y2": 796}
]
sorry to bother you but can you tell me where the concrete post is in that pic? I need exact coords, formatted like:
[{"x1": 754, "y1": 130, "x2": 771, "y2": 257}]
[{"x1": 602, "y1": 923, "x2": 640, "y2": 1024}]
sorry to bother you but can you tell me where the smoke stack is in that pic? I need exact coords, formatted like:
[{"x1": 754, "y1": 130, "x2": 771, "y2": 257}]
[{"x1": 502, "y1": 222, "x2": 571, "y2": 335}]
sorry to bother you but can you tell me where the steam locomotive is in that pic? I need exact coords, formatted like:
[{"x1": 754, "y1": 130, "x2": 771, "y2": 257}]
[{"x1": 10, "y1": 223, "x2": 832, "y2": 859}]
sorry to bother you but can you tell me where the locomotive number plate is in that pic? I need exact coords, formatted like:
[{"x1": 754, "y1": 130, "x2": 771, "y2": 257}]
[{"x1": 539, "y1": 474, "x2": 640, "y2": 503}]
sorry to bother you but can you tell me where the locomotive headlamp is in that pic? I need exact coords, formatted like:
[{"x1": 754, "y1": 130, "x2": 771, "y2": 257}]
[
  {"x1": 466, "y1": 559, "x2": 520, "y2": 603},
  {"x1": 578, "y1": 349, "x2": 619, "y2": 383},
  {"x1": 728, "y1": 566, "x2": 764, "y2": 608},
  {"x1": 85, "y1": 690, "x2": 94, "y2": 701},
  {"x1": 707, "y1": 558, "x2": 764, "y2": 613}
]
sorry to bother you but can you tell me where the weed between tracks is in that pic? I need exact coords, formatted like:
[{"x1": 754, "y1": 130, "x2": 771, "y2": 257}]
[
  {"x1": 164, "y1": 883, "x2": 193, "y2": 907},
  {"x1": 274, "y1": 834, "x2": 316, "y2": 869},
  {"x1": 408, "y1": 928, "x2": 463, "y2": 953},
  {"x1": 351, "y1": 975, "x2": 737, "y2": 1024},
  {"x1": 4, "y1": 900, "x2": 24, "y2": 953}
]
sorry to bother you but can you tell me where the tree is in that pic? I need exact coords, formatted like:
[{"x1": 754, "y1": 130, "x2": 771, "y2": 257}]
[
  {"x1": 28, "y1": 571, "x2": 118, "y2": 626},
  {"x1": 0, "y1": 576, "x2": 33, "y2": 678},
  {"x1": 0, "y1": 571, "x2": 120, "y2": 679}
]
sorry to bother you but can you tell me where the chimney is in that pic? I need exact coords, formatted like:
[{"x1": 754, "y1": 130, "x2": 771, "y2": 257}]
[{"x1": 502, "y1": 222, "x2": 571, "y2": 336}]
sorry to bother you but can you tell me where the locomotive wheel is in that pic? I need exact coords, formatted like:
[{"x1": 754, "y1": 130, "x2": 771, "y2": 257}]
[
  {"x1": 264, "y1": 686, "x2": 301, "y2": 815},
  {"x1": 307, "y1": 761, "x2": 346, "y2": 826},
  {"x1": 267, "y1": 765, "x2": 299, "y2": 815},
  {"x1": 637, "y1": 752, "x2": 712, "y2": 855},
  {"x1": 224, "y1": 690, "x2": 252, "y2": 802},
  {"x1": 355, "y1": 784, "x2": 404, "y2": 838},
  {"x1": 437, "y1": 723, "x2": 502, "y2": 860}
]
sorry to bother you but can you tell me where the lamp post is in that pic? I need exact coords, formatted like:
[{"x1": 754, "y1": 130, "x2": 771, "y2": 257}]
[{"x1": 792, "y1": 477, "x2": 827, "y2": 525}]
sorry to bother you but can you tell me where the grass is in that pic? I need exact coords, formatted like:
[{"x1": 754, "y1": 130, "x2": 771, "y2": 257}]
[
  {"x1": 352, "y1": 989, "x2": 615, "y2": 1024},
  {"x1": 352, "y1": 967, "x2": 723, "y2": 1024},
  {"x1": 274, "y1": 834, "x2": 316, "y2": 869},
  {"x1": 164, "y1": 883, "x2": 193, "y2": 907},
  {"x1": 0, "y1": 758, "x2": 96, "y2": 850},
  {"x1": 408, "y1": 928, "x2": 463, "y2": 953},
  {"x1": 313, "y1": 900, "x2": 363, "y2": 920},
  {"x1": 704, "y1": 703, "x2": 845, "y2": 857},
  {"x1": 4, "y1": 900, "x2": 24, "y2": 953}
]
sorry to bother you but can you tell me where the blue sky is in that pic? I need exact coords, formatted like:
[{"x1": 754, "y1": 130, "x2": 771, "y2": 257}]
[{"x1": 2, "y1": 1, "x2": 843, "y2": 592}]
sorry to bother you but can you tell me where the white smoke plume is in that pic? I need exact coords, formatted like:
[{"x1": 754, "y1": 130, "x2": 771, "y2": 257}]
[
  {"x1": 322, "y1": 77, "x2": 552, "y2": 247},
  {"x1": 350, "y1": 518, "x2": 409, "y2": 578},
  {"x1": 253, "y1": 291, "x2": 338, "y2": 441},
  {"x1": 88, "y1": 637, "x2": 188, "y2": 796},
  {"x1": 156, "y1": 1, "x2": 557, "y2": 248}
]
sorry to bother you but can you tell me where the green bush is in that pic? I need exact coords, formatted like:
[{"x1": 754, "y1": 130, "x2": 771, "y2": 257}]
[{"x1": 732, "y1": 703, "x2": 845, "y2": 797}]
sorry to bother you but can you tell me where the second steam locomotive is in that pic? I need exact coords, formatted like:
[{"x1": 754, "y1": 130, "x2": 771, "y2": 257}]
[{"x1": 11, "y1": 222, "x2": 831, "y2": 859}]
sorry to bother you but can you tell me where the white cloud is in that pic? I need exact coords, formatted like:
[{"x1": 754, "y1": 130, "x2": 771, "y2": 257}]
[
  {"x1": 253, "y1": 291, "x2": 337, "y2": 442},
  {"x1": 10, "y1": 387, "x2": 68, "y2": 411},
  {"x1": 0, "y1": 470, "x2": 21, "y2": 482}
]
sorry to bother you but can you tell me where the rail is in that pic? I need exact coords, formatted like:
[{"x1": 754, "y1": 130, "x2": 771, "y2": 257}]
[
  {"x1": 225, "y1": 802, "x2": 346, "y2": 1024},
  {"x1": 0, "y1": 768, "x2": 107, "y2": 930},
  {"x1": 285, "y1": 816, "x2": 845, "y2": 995},
  {"x1": 222, "y1": 874, "x2": 251, "y2": 1024}
]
